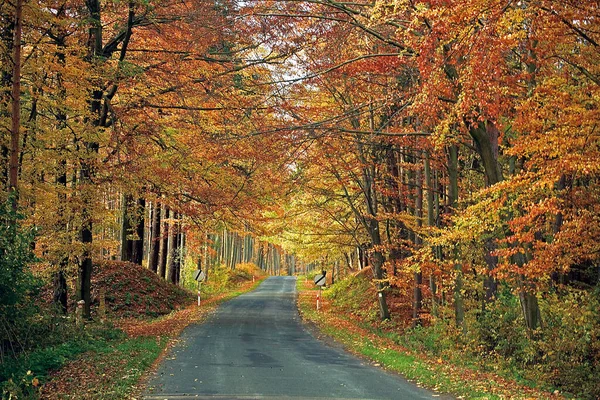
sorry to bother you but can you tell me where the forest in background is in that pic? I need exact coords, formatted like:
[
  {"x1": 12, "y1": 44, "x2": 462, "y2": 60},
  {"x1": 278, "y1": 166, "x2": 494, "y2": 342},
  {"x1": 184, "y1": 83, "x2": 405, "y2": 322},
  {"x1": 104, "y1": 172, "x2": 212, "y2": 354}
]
[{"x1": 0, "y1": 0, "x2": 598, "y2": 398}]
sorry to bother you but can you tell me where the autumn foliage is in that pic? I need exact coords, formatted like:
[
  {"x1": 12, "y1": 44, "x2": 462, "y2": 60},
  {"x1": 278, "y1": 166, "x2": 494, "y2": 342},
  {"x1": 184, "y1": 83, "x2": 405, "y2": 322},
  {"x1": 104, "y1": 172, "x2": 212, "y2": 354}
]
[{"x1": 1, "y1": 0, "x2": 599, "y2": 398}]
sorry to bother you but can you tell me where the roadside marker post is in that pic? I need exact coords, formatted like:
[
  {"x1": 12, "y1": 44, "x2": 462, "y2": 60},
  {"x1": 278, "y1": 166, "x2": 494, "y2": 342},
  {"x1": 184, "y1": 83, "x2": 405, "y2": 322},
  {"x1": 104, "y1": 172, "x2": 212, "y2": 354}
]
[
  {"x1": 317, "y1": 287, "x2": 321, "y2": 310},
  {"x1": 193, "y1": 269, "x2": 206, "y2": 307},
  {"x1": 313, "y1": 272, "x2": 326, "y2": 311}
]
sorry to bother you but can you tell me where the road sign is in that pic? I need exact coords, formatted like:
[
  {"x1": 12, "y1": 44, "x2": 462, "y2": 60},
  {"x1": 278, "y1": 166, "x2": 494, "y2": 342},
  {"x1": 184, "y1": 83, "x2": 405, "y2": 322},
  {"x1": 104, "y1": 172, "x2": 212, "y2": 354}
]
[
  {"x1": 193, "y1": 270, "x2": 206, "y2": 282},
  {"x1": 314, "y1": 273, "x2": 326, "y2": 286}
]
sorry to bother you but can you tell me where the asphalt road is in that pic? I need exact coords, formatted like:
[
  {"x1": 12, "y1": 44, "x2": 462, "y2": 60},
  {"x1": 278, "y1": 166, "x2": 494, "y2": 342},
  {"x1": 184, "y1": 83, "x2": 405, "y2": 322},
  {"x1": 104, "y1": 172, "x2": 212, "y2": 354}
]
[{"x1": 143, "y1": 276, "x2": 444, "y2": 400}]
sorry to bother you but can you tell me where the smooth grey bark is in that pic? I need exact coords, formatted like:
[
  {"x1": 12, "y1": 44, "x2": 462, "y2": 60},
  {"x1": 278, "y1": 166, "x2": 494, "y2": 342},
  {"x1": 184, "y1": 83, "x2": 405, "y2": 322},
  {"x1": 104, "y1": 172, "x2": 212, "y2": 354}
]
[
  {"x1": 157, "y1": 206, "x2": 169, "y2": 279},
  {"x1": 166, "y1": 211, "x2": 178, "y2": 284},
  {"x1": 149, "y1": 202, "x2": 161, "y2": 273}
]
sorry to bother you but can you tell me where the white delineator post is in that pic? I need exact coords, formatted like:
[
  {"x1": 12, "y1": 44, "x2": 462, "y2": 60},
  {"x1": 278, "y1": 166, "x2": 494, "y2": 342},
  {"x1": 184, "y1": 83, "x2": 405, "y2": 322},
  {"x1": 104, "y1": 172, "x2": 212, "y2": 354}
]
[
  {"x1": 193, "y1": 270, "x2": 206, "y2": 306},
  {"x1": 317, "y1": 287, "x2": 321, "y2": 310}
]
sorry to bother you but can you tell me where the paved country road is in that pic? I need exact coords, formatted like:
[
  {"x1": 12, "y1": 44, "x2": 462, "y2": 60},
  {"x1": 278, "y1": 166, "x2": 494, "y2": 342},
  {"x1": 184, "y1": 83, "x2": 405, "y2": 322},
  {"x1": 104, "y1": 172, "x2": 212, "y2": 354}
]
[{"x1": 143, "y1": 276, "x2": 448, "y2": 400}]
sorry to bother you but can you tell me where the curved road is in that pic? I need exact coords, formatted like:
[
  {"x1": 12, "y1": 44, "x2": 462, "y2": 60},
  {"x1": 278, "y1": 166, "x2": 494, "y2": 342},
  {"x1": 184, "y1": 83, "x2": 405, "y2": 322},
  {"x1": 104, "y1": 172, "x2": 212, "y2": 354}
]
[{"x1": 143, "y1": 276, "x2": 444, "y2": 400}]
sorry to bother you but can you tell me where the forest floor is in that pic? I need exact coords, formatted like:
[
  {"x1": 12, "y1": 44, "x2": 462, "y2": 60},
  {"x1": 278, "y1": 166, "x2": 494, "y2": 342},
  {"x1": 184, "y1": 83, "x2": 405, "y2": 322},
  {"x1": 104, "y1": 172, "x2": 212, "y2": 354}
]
[
  {"x1": 34, "y1": 262, "x2": 265, "y2": 400},
  {"x1": 296, "y1": 278, "x2": 564, "y2": 400}
]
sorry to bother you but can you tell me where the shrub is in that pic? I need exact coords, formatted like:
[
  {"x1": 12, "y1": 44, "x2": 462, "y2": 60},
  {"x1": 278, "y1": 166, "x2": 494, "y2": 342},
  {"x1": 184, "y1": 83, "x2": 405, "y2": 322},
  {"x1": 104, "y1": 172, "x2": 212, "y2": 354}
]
[
  {"x1": 325, "y1": 275, "x2": 378, "y2": 322},
  {"x1": 467, "y1": 291, "x2": 534, "y2": 365},
  {"x1": 0, "y1": 197, "x2": 40, "y2": 356},
  {"x1": 536, "y1": 289, "x2": 600, "y2": 398}
]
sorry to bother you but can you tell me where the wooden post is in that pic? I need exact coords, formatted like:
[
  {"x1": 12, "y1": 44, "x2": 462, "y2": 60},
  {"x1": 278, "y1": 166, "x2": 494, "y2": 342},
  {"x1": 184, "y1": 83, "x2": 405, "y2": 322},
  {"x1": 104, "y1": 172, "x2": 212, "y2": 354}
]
[
  {"x1": 76, "y1": 300, "x2": 85, "y2": 325},
  {"x1": 99, "y1": 288, "x2": 106, "y2": 323}
]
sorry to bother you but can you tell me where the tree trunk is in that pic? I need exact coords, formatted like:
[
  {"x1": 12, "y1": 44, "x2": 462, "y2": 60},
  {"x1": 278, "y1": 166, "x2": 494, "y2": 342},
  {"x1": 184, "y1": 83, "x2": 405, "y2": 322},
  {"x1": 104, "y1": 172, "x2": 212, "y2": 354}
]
[
  {"x1": 132, "y1": 197, "x2": 145, "y2": 265},
  {"x1": 384, "y1": 146, "x2": 403, "y2": 275},
  {"x1": 157, "y1": 206, "x2": 169, "y2": 279},
  {"x1": 8, "y1": 0, "x2": 22, "y2": 211},
  {"x1": 148, "y1": 202, "x2": 161, "y2": 272},
  {"x1": 470, "y1": 122, "x2": 502, "y2": 309},
  {"x1": 78, "y1": 209, "x2": 93, "y2": 319},
  {"x1": 120, "y1": 194, "x2": 133, "y2": 262},
  {"x1": 53, "y1": 160, "x2": 69, "y2": 313},
  {"x1": 519, "y1": 285, "x2": 542, "y2": 333},
  {"x1": 470, "y1": 121, "x2": 503, "y2": 186},
  {"x1": 1, "y1": 6, "x2": 15, "y2": 191},
  {"x1": 424, "y1": 151, "x2": 438, "y2": 317},
  {"x1": 52, "y1": 268, "x2": 68, "y2": 314},
  {"x1": 413, "y1": 153, "x2": 423, "y2": 327},
  {"x1": 363, "y1": 164, "x2": 390, "y2": 320},
  {"x1": 50, "y1": 19, "x2": 69, "y2": 314},
  {"x1": 77, "y1": 0, "x2": 104, "y2": 320},
  {"x1": 167, "y1": 211, "x2": 177, "y2": 284},
  {"x1": 448, "y1": 145, "x2": 465, "y2": 328}
]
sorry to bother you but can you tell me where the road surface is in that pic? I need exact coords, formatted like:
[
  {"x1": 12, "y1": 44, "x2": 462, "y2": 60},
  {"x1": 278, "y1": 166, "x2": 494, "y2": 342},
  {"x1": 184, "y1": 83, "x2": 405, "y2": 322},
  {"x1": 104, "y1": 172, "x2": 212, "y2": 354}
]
[{"x1": 143, "y1": 276, "x2": 445, "y2": 400}]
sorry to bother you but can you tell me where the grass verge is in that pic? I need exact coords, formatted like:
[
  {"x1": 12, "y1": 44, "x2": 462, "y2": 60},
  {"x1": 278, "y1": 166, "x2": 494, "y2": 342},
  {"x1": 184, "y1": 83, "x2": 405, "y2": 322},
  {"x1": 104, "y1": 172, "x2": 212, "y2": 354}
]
[
  {"x1": 296, "y1": 278, "x2": 562, "y2": 400},
  {"x1": 35, "y1": 278, "x2": 264, "y2": 400}
]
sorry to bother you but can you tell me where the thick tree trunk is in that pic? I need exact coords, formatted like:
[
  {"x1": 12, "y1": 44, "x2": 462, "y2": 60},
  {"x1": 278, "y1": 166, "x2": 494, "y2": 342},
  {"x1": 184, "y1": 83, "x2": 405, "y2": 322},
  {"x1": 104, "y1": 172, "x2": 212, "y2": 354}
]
[
  {"x1": 470, "y1": 122, "x2": 502, "y2": 309},
  {"x1": 148, "y1": 202, "x2": 161, "y2": 272},
  {"x1": 384, "y1": 146, "x2": 404, "y2": 275},
  {"x1": 120, "y1": 194, "x2": 133, "y2": 262},
  {"x1": 50, "y1": 20, "x2": 69, "y2": 314},
  {"x1": 121, "y1": 195, "x2": 144, "y2": 265},
  {"x1": 157, "y1": 206, "x2": 169, "y2": 279},
  {"x1": 132, "y1": 197, "x2": 145, "y2": 265},
  {"x1": 53, "y1": 160, "x2": 69, "y2": 313},
  {"x1": 78, "y1": 210, "x2": 93, "y2": 319},
  {"x1": 371, "y1": 244, "x2": 391, "y2": 320},
  {"x1": 167, "y1": 211, "x2": 178, "y2": 284},
  {"x1": 77, "y1": 0, "x2": 104, "y2": 320},
  {"x1": 471, "y1": 121, "x2": 542, "y2": 325},
  {"x1": 520, "y1": 287, "x2": 542, "y2": 333},
  {"x1": 8, "y1": 0, "x2": 22, "y2": 210},
  {"x1": 362, "y1": 161, "x2": 390, "y2": 320},
  {"x1": 53, "y1": 268, "x2": 68, "y2": 314},
  {"x1": 470, "y1": 122, "x2": 503, "y2": 186},
  {"x1": 1, "y1": 7, "x2": 15, "y2": 191}
]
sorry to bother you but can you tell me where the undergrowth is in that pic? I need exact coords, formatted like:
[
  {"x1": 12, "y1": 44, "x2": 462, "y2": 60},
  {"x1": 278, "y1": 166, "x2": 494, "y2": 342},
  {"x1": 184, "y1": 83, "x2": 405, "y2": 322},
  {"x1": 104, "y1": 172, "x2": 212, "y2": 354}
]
[
  {"x1": 1, "y1": 263, "x2": 264, "y2": 400},
  {"x1": 297, "y1": 275, "x2": 583, "y2": 399},
  {"x1": 0, "y1": 324, "x2": 126, "y2": 399}
]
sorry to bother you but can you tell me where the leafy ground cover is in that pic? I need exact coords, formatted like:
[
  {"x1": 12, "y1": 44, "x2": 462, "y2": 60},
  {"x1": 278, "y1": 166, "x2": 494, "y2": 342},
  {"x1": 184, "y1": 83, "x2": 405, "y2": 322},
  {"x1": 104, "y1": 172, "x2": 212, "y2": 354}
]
[
  {"x1": 297, "y1": 277, "x2": 564, "y2": 400},
  {"x1": 38, "y1": 261, "x2": 195, "y2": 319},
  {"x1": 39, "y1": 280, "x2": 262, "y2": 400},
  {"x1": 1, "y1": 261, "x2": 265, "y2": 400}
]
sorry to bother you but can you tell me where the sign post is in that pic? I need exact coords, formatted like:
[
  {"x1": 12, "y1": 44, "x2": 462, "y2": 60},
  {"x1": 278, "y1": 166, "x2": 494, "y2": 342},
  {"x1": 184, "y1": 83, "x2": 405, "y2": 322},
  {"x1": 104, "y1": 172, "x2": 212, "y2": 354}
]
[
  {"x1": 317, "y1": 286, "x2": 321, "y2": 310},
  {"x1": 313, "y1": 272, "x2": 326, "y2": 310},
  {"x1": 193, "y1": 269, "x2": 206, "y2": 306}
]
